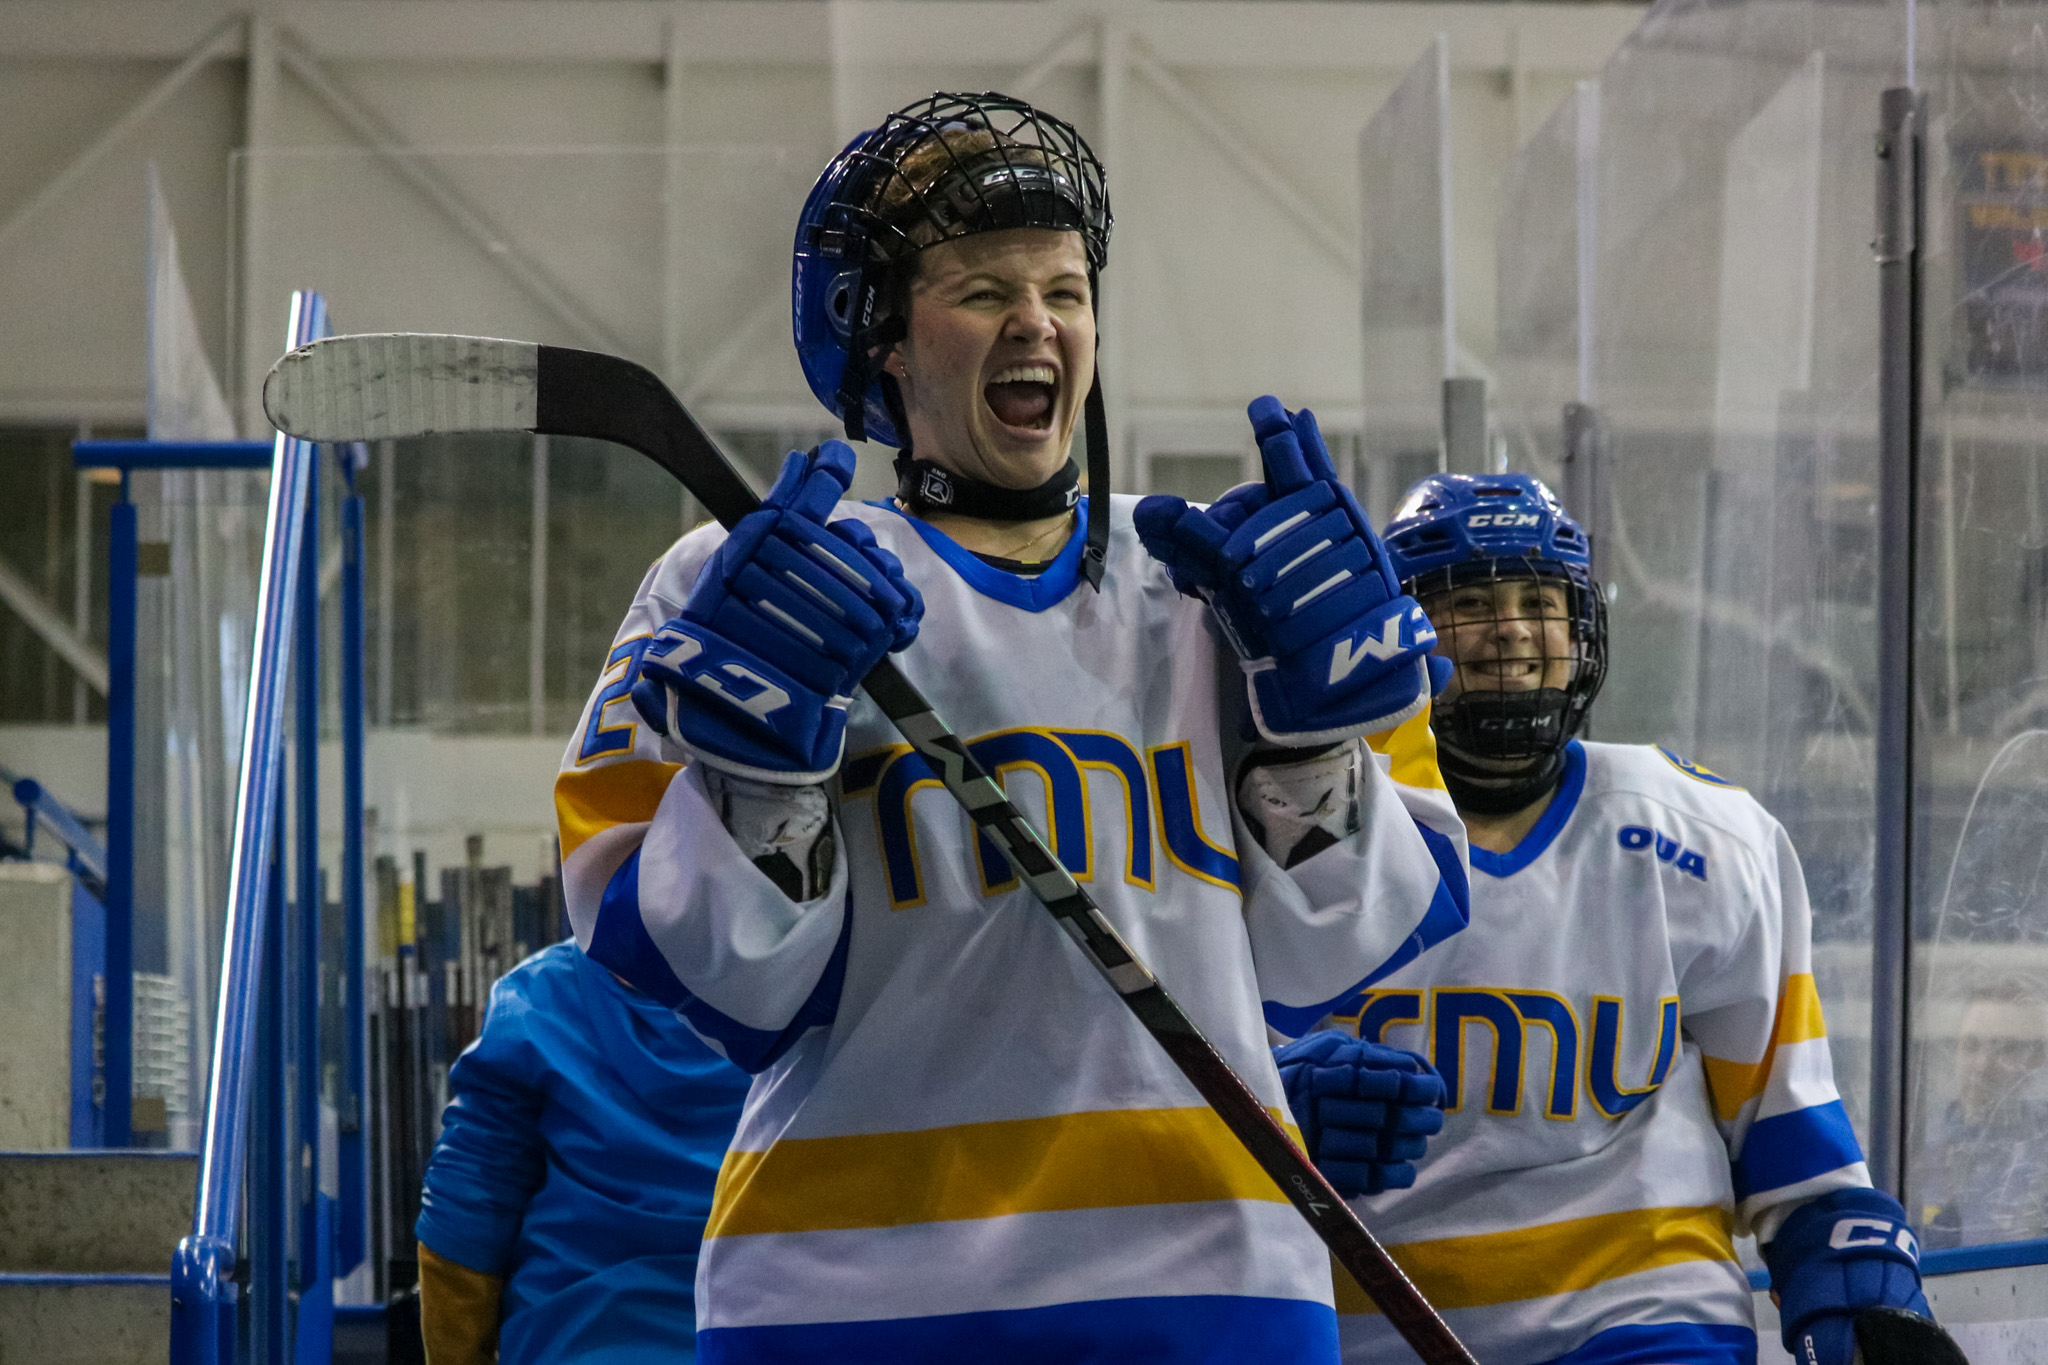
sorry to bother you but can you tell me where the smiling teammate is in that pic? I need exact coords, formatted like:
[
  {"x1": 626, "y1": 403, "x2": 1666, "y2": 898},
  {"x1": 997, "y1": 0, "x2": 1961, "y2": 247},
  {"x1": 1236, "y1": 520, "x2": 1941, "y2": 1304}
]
[
  {"x1": 1283, "y1": 473, "x2": 1942, "y2": 1365},
  {"x1": 553, "y1": 93, "x2": 1467, "y2": 1362}
]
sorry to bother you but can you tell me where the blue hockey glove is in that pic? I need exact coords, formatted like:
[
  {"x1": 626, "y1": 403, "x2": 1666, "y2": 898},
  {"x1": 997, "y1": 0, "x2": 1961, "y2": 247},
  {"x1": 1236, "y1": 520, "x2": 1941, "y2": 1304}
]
[
  {"x1": 1276, "y1": 1030, "x2": 1445, "y2": 1198},
  {"x1": 1764, "y1": 1188, "x2": 1935, "y2": 1365},
  {"x1": 629, "y1": 441, "x2": 923, "y2": 783},
  {"x1": 1134, "y1": 397, "x2": 1438, "y2": 746}
]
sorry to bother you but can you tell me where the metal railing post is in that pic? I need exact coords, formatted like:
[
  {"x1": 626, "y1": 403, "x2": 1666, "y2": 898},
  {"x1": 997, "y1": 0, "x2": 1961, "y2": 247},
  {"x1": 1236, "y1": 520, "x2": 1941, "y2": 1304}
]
[
  {"x1": 296, "y1": 415, "x2": 325, "y2": 1292},
  {"x1": 1869, "y1": 85, "x2": 1926, "y2": 1198},
  {"x1": 170, "y1": 289, "x2": 327, "y2": 1365},
  {"x1": 254, "y1": 810, "x2": 290, "y2": 1360},
  {"x1": 105, "y1": 475, "x2": 136, "y2": 1147},
  {"x1": 339, "y1": 459, "x2": 369, "y2": 1275}
]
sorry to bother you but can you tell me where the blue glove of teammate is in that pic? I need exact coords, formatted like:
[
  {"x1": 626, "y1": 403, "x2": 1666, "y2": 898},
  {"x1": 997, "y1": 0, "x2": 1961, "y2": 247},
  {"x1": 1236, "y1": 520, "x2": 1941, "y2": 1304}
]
[
  {"x1": 1276, "y1": 1030, "x2": 1446, "y2": 1198},
  {"x1": 1134, "y1": 397, "x2": 1438, "y2": 746},
  {"x1": 629, "y1": 441, "x2": 922, "y2": 783},
  {"x1": 1764, "y1": 1188, "x2": 1935, "y2": 1365}
]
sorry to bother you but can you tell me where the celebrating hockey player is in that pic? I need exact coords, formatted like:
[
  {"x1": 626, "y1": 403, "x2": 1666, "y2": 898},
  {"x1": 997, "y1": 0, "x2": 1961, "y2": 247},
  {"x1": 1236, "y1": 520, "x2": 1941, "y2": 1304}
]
[
  {"x1": 1285, "y1": 473, "x2": 1944, "y2": 1365},
  {"x1": 553, "y1": 92, "x2": 1467, "y2": 1362}
]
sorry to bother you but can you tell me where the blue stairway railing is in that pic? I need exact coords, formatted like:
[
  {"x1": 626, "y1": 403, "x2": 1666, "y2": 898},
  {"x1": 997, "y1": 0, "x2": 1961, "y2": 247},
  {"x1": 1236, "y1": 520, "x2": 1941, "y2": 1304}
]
[
  {"x1": 5, "y1": 769, "x2": 109, "y2": 888},
  {"x1": 163, "y1": 288, "x2": 370, "y2": 1364}
]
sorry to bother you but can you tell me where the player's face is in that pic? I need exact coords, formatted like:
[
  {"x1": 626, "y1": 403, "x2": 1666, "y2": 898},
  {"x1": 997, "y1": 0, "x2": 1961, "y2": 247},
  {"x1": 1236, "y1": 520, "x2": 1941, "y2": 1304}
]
[
  {"x1": 883, "y1": 228, "x2": 1095, "y2": 492},
  {"x1": 1423, "y1": 576, "x2": 1576, "y2": 703}
]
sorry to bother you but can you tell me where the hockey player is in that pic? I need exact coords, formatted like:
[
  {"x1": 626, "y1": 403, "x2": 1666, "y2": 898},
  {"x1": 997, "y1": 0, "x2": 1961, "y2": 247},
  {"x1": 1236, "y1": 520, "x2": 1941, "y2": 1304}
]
[
  {"x1": 414, "y1": 941, "x2": 748, "y2": 1364},
  {"x1": 1285, "y1": 473, "x2": 1940, "y2": 1365},
  {"x1": 553, "y1": 92, "x2": 1467, "y2": 1361}
]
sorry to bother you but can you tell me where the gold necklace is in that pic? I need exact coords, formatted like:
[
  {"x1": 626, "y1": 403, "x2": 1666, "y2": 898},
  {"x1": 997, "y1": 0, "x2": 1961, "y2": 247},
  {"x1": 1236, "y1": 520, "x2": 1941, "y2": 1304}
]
[{"x1": 992, "y1": 513, "x2": 1074, "y2": 561}]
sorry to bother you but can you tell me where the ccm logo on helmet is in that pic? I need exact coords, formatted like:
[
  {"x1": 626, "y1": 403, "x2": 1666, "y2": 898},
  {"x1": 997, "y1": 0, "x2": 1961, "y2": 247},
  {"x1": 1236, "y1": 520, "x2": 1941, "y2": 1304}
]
[
  {"x1": 1466, "y1": 512, "x2": 1542, "y2": 529},
  {"x1": 1830, "y1": 1218, "x2": 1919, "y2": 1261}
]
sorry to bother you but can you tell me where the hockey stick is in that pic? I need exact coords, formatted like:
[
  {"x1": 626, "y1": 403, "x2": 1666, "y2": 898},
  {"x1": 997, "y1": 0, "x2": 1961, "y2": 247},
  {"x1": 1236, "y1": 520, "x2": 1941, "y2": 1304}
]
[{"x1": 264, "y1": 333, "x2": 1478, "y2": 1365}]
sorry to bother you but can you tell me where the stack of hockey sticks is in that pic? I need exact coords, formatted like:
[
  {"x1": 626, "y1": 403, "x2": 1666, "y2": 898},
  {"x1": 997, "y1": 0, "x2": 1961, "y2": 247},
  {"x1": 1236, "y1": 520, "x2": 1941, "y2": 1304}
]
[{"x1": 265, "y1": 336, "x2": 1972, "y2": 1365}]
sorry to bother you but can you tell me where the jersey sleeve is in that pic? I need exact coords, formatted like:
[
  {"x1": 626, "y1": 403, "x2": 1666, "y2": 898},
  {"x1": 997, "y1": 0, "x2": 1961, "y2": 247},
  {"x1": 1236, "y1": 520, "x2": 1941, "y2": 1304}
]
[
  {"x1": 1683, "y1": 819, "x2": 1870, "y2": 1239},
  {"x1": 415, "y1": 973, "x2": 550, "y2": 1275},
  {"x1": 1241, "y1": 705, "x2": 1471, "y2": 1039},
  {"x1": 553, "y1": 529, "x2": 852, "y2": 1074}
]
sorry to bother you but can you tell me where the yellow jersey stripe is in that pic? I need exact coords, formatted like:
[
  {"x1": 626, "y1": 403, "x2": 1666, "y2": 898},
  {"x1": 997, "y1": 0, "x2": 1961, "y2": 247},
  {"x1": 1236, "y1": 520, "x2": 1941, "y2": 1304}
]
[
  {"x1": 1700, "y1": 972, "x2": 1827, "y2": 1120},
  {"x1": 1336, "y1": 1204, "x2": 1737, "y2": 1314},
  {"x1": 1367, "y1": 703, "x2": 1447, "y2": 792},
  {"x1": 706, "y1": 1106, "x2": 1300, "y2": 1240},
  {"x1": 554, "y1": 759, "x2": 684, "y2": 860}
]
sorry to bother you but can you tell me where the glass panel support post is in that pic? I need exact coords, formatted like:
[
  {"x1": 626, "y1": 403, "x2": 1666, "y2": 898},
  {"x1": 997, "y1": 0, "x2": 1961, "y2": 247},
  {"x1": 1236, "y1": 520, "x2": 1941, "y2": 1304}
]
[{"x1": 1869, "y1": 84, "x2": 1927, "y2": 1198}]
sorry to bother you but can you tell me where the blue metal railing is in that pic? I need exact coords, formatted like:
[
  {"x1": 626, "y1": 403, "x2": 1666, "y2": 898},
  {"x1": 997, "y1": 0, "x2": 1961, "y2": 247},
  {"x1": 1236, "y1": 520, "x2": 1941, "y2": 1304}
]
[
  {"x1": 165, "y1": 289, "x2": 365, "y2": 1365},
  {"x1": 5, "y1": 769, "x2": 109, "y2": 887}
]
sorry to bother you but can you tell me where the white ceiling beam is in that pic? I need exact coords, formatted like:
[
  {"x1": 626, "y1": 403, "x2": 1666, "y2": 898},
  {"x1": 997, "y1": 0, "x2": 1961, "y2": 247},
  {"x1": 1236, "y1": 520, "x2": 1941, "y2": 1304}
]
[
  {"x1": 0, "y1": 2, "x2": 1640, "y2": 75},
  {"x1": 0, "y1": 553, "x2": 111, "y2": 697},
  {"x1": 274, "y1": 28, "x2": 631, "y2": 357},
  {"x1": 1128, "y1": 39, "x2": 1355, "y2": 274},
  {"x1": 0, "y1": 14, "x2": 242, "y2": 261}
]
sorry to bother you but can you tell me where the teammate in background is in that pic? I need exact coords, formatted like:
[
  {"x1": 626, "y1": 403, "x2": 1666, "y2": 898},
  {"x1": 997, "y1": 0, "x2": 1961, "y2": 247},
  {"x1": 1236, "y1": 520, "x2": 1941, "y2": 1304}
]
[
  {"x1": 414, "y1": 941, "x2": 747, "y2": 1364},
  {"x1": 555, "y1": 92, "x2": 1467, "y2": 1361},
  {"x1": 1283, "y1": 474, "x2": 1941, "y2": 1365}
]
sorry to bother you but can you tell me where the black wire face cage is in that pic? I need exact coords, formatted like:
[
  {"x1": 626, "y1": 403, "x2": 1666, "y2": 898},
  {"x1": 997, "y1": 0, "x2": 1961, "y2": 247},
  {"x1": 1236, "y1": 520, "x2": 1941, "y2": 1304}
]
[
  {"x1": 834, "y1": 92, "x2": 1112, "y2": 276},
  {"x1": 1407, "y1": 557, "x2": 1609, "y2": 764}
]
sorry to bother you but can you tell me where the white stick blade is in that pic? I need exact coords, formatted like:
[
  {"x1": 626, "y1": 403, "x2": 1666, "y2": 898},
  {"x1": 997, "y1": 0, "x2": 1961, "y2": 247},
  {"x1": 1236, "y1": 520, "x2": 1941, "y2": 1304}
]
[{"x1": 262, "y1": 333, "x2": 541, "y2": 443}]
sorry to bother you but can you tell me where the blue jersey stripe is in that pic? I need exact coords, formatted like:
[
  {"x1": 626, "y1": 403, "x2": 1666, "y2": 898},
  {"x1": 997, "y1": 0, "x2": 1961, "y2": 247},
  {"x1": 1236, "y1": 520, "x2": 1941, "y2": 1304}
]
[
  {"x1": 1730, "y1": 1099, "x2": 1864, "y2": 1201},
  {"x1": 587, "y1": 850, "x2": 851, "y2": 1074},
  {"x1": 872, "y1": 497, "x2": 1091, "y2": 612},
  {"x1": 1539, "y1": 1322, "x2": 1757, "y2": 1365},
  {"x1": 1470, "y1": 741, "x2": 1586, "y2": 879},
  {"x1": 698, "y1": 1293, "x2": 1336, "y2": 1365},
  {"x1": 1263, "y1": 820, "x2": 1470, "y2": 1036}
]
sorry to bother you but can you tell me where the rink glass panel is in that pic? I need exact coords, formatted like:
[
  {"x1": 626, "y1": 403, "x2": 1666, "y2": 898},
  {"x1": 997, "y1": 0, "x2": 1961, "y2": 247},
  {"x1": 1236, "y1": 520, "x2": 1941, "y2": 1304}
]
[
  {"x1": 1507, "y1": 0, "x2": 1906, "y2": 1169},
  {"x1": 1907, "y1": 0, "x2": 2048, "y2": 1253},
  {"x1": 1493, "y1": 82, "x2": 1590, "y2": 489},
  {"x1": 1358, "y1": 40, "x2": 1451, "y2": 520}
]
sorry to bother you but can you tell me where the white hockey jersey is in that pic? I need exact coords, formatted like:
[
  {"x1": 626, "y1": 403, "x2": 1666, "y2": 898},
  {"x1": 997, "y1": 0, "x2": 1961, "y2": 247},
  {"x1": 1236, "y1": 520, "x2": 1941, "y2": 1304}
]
[
  {"x1": 553, "y1": 495, "x2": 1470, "y2": 1364},
  {"x1": 1331, "y1": 740, "x2": 1868, "y2": 1365}
]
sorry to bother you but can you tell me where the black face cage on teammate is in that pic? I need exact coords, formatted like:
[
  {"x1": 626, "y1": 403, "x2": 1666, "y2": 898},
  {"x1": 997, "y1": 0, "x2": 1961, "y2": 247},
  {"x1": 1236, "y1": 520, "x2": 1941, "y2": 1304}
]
[{"x1": 1408, "y1": 556, "x2": 1609, "y2": 767}]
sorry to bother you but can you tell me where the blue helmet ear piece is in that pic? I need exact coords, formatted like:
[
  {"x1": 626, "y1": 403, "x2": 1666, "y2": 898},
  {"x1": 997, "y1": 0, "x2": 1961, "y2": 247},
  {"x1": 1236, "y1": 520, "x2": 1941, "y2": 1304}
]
[{"x1": 825, "y1": 270, "x2": 862, "y2": 345}]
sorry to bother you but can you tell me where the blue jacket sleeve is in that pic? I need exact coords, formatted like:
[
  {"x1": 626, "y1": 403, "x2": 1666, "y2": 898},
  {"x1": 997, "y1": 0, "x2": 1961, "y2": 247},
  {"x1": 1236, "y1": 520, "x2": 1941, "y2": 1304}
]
[{"x1": 414, "y1": 977, "x2": 550, "y2": 1276}]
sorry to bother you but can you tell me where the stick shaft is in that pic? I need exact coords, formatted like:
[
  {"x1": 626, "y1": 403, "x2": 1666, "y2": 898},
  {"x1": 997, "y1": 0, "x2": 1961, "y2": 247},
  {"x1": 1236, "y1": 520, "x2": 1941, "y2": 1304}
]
[{"x1": 411, "y1": 342, "x2": 1474, "y2": 1364}]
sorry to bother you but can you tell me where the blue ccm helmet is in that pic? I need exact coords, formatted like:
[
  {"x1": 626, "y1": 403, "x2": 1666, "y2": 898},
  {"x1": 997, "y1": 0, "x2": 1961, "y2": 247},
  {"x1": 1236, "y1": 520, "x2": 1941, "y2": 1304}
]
[
  {"x1": 791, "y1": 92, "x2": 1116, "y2": 584},
  {"x1": 1382, "y1": 473, "x2": 1607, "y2": 812}
]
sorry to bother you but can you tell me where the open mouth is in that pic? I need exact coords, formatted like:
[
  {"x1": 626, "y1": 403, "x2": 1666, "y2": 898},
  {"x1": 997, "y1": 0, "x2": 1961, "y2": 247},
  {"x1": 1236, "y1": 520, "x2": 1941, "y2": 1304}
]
[{"x1": 984, "y1": 364, "x2": 1059, "y2": 433}]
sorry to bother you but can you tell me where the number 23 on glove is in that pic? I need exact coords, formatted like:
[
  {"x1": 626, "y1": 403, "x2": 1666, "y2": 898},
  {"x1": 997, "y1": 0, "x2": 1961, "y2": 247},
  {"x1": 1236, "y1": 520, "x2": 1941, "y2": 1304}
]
[
  {"x1": 629, "y1": 440, "x2": 923, "y2": 784},
  {"x1": 1135, "y1": 397, "x2": 1439, "y2": 747}
]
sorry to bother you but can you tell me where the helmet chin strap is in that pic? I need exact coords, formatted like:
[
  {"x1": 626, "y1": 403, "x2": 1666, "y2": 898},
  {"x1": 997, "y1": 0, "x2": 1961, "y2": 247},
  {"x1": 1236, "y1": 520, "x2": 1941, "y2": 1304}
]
[{"x1": 1080, "y1": 370, "x2": 1108, "y2": 590}]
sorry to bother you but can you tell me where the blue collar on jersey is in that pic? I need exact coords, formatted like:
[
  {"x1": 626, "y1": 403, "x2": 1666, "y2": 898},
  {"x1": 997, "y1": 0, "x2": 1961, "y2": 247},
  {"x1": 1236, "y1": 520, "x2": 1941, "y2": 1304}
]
[
  {"x1": 1469, "y1": 739, "x2": 1587, "y2": 879},
  {"x1": 872, "y1": 496, "x2": 1091, "y2": 613}
]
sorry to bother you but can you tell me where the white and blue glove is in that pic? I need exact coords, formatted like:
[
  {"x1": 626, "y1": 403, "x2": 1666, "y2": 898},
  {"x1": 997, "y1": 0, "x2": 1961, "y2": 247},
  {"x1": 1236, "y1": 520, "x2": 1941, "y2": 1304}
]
[
  {"x1": 1276, "y1": 1030, "x2": 1446, "y2": 1198},
  {"x1": 1764, "y1": 1188, "x2": 1943, "y2": 1365},
  {"x1": 630, "y1": 441, "x2": 923, "y2": 784},
  {"x1": 1135, "y1": 397, "x2": 1441, "y2": 747}
]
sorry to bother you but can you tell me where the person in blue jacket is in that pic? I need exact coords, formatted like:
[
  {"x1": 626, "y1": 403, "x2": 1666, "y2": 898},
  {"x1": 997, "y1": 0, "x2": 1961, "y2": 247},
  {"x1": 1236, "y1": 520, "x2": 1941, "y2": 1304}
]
[{"x1": 414, "y1": 939, "x2": 750, "y2": 1364}]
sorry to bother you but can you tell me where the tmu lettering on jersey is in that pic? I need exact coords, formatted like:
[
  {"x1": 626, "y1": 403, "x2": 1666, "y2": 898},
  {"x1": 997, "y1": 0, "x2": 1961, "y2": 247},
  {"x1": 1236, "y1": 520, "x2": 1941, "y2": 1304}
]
[
  {"x1": 1617, "y1": 825, "x2": 1708, "y2": 881},
  {"x1": 1347, "y1": 988, "x2": 1680, "y2": 1121},
  {"x1": 840, "y1": 729, "x2": 1239, "y2": 909}
]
